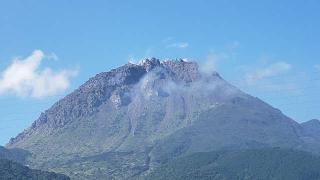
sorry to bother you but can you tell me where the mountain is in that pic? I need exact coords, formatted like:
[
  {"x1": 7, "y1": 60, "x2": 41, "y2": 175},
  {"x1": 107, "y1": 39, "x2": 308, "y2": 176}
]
[
  {"x1": 145, "y1": 148, "x2": 320, "y2": 180},
  {"x1": 5, "y1": 59, "x2": 319, "y2": 179},
  {"x1": 0, "y1": 158, "x2": 70, "y2": 180}
]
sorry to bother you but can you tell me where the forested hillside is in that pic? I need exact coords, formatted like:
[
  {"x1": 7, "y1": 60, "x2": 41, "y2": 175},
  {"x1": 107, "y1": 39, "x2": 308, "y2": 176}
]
[
  {"x1": 146, "y1": 148, "x2": 320, "y2": 180},
  {"x1": 0, "y1": 159, "x2": 70, "y2": 180}
]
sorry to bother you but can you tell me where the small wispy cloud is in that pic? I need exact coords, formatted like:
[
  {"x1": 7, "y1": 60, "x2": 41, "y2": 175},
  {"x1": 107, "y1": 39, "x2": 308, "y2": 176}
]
[
  {"x1": 199, "y1": 53, "x2": 219, "y2": 74},
  {"x1": 162, "y1": 37, "x2": 174, "y2": 43},
  {"x1": 162, "y1": 37, "x2": 189, "y2": 49},
  {"x1": 199, "y1": 50, "x2": 230, "y2": 75},
  {"x1": 315, "y1": 64, "x2": 320, "y2": 71},
  {"x1": 166, "y1": 42, "x2": 189, "y2": 49},
  {"x1": 234, "y1": 61, "x2": 300, "y2": 94},
  {"x1": 0, "y1": 50, "x2": 78, "y2": 98},
  {"x1": 227, "y1": 41, "x2": 240, "y2": 50},
  {"x1": 47, "y1": 52, "x2": 59, "y2": 61},
  {"x1": 245, "y1": 62, "x2": 292, "y2": 85}
]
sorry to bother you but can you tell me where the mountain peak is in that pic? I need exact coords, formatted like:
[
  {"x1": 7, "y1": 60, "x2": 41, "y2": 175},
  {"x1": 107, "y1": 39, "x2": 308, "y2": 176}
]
[
  {"x1": 136, "y1": 58, "x2": 199, "y2": 74},
  {"x1": 7, "y1": 59, "x2": 215, "y2": 145},
  {"x1": 7, "y1": 58, "x2": 306, "y2": 180},
  {"x1": 138, "y1": 58, "x2": 161, "y2": 71}
]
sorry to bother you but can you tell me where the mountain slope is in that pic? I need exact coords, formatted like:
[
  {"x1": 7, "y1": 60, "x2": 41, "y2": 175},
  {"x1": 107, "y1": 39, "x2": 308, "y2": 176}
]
[
  {"x1": 145, "y1": 148, "x2": 320, "y2": 180},
  {"x1": 0, "y1": 158, "x2": 69, "y2": 180},
  {"x1": 5, "y1": 59, "x2": 317, "y2": 179}
]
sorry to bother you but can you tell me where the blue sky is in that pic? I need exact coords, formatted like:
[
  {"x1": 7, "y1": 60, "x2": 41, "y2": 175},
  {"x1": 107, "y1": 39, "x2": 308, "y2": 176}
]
[{"x1": 0, "y1": 0, "x2": 320, "y2": 145}]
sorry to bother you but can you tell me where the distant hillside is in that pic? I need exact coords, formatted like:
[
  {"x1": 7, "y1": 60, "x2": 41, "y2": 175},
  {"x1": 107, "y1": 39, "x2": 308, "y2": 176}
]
[
  {"x1": 301, "y1": 119, "x2": 320, "y2": 139},
  {"x1": 146, "y1": 148, "x2": 320, "y2": 180},
  {"x1": 0, "y1": 158, "x2": 70, "y2": 180},
  {"x1": 0, "y1": 146, "x2": 30, "y2": 164}
]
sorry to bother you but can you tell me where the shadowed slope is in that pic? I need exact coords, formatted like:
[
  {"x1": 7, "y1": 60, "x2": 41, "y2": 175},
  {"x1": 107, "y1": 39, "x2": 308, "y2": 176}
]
[
  {"x1": 146, "y1": 148, "x2": 320, "y2": 180},
  {"x1": 0, "y1": 159, "x2": 70, "y2": 180}
]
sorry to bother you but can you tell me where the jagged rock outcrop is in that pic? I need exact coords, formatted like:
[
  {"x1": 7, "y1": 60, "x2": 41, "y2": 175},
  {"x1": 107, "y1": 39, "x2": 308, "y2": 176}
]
[{"x1": 6, "y1": 59, "x2": 316, "y2": 180}]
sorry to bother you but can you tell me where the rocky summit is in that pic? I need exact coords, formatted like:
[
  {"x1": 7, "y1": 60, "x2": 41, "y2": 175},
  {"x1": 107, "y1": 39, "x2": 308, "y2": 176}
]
[{"x1": 6, "y1": 59, "x2": 320, "y2": 179}]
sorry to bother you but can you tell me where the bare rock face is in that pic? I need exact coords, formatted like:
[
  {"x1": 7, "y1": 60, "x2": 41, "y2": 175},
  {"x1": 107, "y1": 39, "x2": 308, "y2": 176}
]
[
  {"x1": 9, "y1": 63, "x2": 148, "y2": 143},
  {"x1": 141, "y1": 58, "x2": 161, "y2": 72},
  {"x1": 9, "y1": 59, "x2": 204, "y2": 144},
  {"x1": 6, "y1": 59, "x2": 316, "y2": 180}
]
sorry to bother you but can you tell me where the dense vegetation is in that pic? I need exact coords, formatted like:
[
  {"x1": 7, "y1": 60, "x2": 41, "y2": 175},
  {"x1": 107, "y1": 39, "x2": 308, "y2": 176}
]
[
  {"x1": 0, "y1": 159, "x2": 70, "y2": 180},
  {"x1": 145, "y1": 148, "x2": 320, "y2": 180},
  {"x1": 0, "y1": 146, "x2": 30, "y2": 164}
]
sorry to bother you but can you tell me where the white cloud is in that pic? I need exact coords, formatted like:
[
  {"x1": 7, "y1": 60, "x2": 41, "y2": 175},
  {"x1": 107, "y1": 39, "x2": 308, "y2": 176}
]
[
  {"x1": 166, "y1": 42, "x2": 189, "y2": 49},
  {"x1": 0, "y1": 50, "x2": 78, "y2": 98},
  {"x1": 199, "y1": 54, "x2": 219, "y2": 75},
  {"x1": 315, "y1": 65, "x2": 320, "y2": 71},
  {"x1": 199, "y1": 51, "x2": 229, "y2": 75},
  {"x1": 47, "y1": 52, "x2": 59, "y2": 61},
  {"x1": 227, "y1": 41, "x2": 240, "y2": 50},
  {"x1": 232, "y1": 61, "x2": 303, "y2": 95},
  {"x1": 245, "y1": 62, "x2": 292, "y2": 85},
  {"x1": 128, "y1": 55, "x2": 139, "y2": 64},
  {"x1": 162, "y1": 37, "x2": 174, "y2": 43}
]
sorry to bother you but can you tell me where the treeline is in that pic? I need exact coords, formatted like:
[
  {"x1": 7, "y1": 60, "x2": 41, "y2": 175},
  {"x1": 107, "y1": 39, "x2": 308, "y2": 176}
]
[{"x1": 0, "y1": 159, "x2": 70, "y2": 180}]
